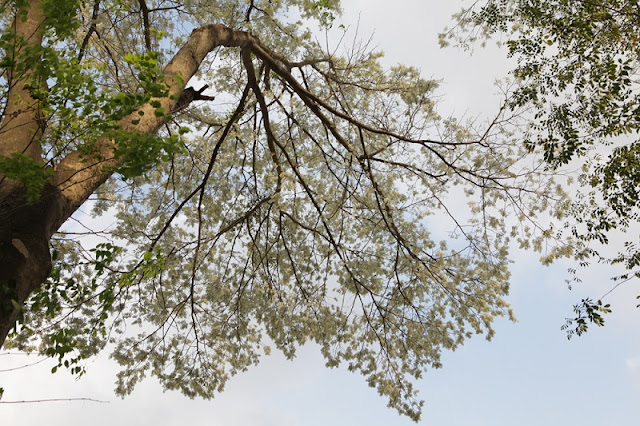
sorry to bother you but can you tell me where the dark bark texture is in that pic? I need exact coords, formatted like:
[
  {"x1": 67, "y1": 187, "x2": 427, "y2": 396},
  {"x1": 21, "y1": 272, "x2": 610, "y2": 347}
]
[{"x1": 0, "y1": 186, "x2": 56, "y2": 345}]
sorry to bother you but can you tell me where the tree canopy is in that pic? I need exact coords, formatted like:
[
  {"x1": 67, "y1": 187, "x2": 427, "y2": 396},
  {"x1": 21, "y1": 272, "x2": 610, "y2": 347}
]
[
  {"x1": 444, "y1": 0, "x2": 640, "y2": 335},
  {"x1": 0, "y1": 0, "x2": 564, "y2": 419}
]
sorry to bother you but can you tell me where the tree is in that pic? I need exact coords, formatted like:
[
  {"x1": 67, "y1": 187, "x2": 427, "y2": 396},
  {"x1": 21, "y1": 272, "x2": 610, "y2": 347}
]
[
  {"x1": 0, "y1": 0, "x2": 563, "y2": 420},
  {"x1": 444, "y1": 0, "x2": 640, "y2": 335}
]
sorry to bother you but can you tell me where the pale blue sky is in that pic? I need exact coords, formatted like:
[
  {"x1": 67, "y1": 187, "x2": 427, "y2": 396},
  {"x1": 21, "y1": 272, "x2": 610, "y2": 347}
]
[{"x1": 2, "y1": 1, "x2": 639, "y2": 425}]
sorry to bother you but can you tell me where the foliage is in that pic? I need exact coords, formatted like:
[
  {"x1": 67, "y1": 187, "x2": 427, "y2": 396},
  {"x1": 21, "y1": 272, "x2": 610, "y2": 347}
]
[
  {"x1": 561, "y1": 297, "x2": 611, "y2": 339},
  {"x1": 0, "y1": 4, "x2": 177, "y2": 184},
  {"x1": 1, "y1": 0, "x2": 567, "y2": 420},
  {"x1": 0, "y1": 153, "x2": 52, "y2": 203},
  {"x1": 444, "y1": 0, "x2": 640, "y2": 333}
]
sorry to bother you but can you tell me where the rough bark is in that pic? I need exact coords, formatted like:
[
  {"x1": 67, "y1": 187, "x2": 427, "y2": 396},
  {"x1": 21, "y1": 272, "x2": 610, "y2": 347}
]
[
  {"x1": 0, "y1": 2, "x2": 257, "y2": 347},
  {"x1": 0, "y1": 185, "x2": 56, "y2": 346},
  {"x1": 0, "y1": 0, "x2": 48, "y2": 345},
  {"x1": 0, "y1": 0, "x2": 45, "y2": 160}
]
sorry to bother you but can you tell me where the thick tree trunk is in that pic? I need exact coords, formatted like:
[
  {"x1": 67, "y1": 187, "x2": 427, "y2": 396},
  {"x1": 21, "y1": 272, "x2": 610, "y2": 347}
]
[
  {"x1": 0, "y1": 186, "x2": 56, "y2": 346},
  {"x1": 0, "y1": 0, "x2": 45, "y2": 162},
  {"x1": 0, "y1": 0, "x2": 49, "y2": 346},
  {"x1": 0, "y1": 5, "x2": 261, "y2": 347}
]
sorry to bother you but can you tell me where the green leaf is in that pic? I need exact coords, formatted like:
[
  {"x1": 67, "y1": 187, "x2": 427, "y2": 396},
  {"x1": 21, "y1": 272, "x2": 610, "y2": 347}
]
[{"x1": 0, "y1": 153, "x2": 53, "y2": 203}]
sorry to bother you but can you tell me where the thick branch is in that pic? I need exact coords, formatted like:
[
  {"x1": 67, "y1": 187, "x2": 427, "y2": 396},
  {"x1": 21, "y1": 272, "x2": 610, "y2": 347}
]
[{"x1": 49, "y1": 24, "x2": 254, "y2": 236}]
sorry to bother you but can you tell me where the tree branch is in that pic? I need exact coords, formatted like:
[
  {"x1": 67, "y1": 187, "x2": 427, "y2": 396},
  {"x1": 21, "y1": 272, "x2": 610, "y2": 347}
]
[
  {"x1": 77, "y1": 0, "x2": 101, "y2": 62},
  {"x1": 138, "y1": 0, "x2": 152, "y2": 51},
  {"x1": 49, "y1": 24, "x2": 255, "y2": 236},
  {"x1": 0, "y1": 398, "x2": 108, "y2": 404}
]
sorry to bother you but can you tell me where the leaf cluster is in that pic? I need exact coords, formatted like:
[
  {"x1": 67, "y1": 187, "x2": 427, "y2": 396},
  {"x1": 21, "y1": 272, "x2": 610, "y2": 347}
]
[
  {"x1": 561, "y1": 297, "x2": 611, "y2": 339},
  {"x1": 448, "y1": 0, "x2": 640, "y2": 330}
]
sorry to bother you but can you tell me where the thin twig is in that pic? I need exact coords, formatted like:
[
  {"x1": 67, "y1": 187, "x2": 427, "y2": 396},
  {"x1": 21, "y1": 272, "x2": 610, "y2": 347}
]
[
  {"x1": 0, "y1": 398, "x2": 109, "y2": 404},
  {"x1": 0, "y1": 357, "x2": 48, "y2": 372}
]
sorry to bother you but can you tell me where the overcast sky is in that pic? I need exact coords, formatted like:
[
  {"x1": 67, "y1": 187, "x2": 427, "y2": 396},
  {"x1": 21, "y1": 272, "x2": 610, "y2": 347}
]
[{"x1": 2, "y1": 1, "x2": 640, "y2": 425}]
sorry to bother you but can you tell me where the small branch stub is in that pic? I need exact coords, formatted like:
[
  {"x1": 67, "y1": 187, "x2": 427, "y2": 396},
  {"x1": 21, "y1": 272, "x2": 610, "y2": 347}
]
[{"x1": 11, "y1": 239, "x2": 29, "y2": 259}]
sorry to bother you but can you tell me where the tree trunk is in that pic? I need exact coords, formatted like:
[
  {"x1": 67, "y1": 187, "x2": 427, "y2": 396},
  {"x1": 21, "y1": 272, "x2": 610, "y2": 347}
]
[
  {"x1": 0, "y1": 0, "x2": 49, "y2": 346},
  {"x1": 0, "y1": 0, "x2": 45, "y2": 162},
  {"x1": 0, "y1": 186, "x2": 56, "y2": 346}
]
